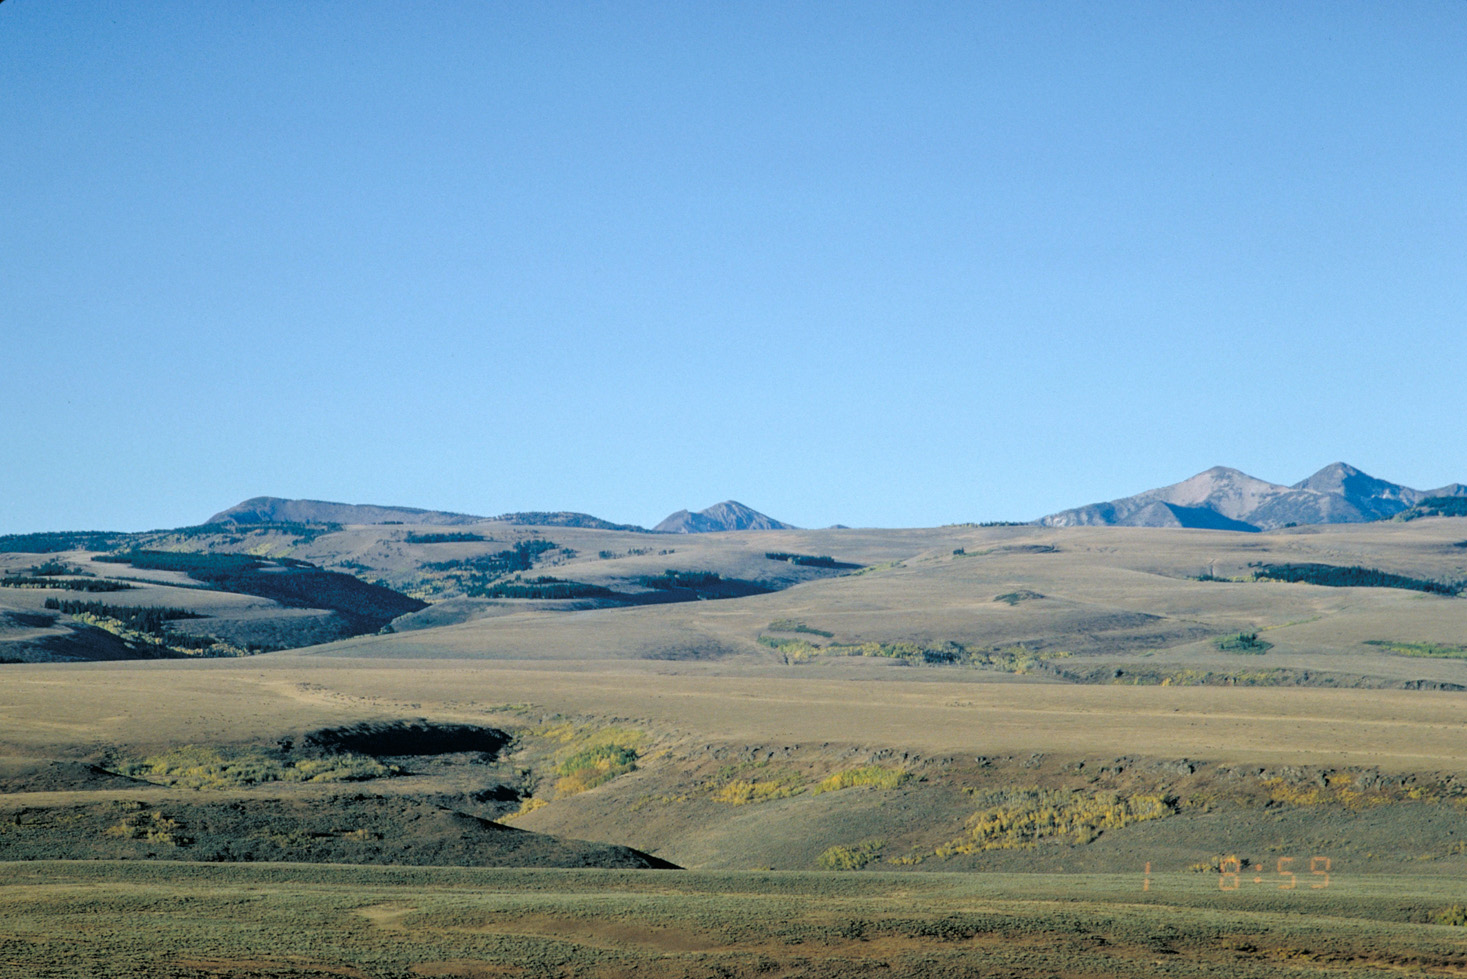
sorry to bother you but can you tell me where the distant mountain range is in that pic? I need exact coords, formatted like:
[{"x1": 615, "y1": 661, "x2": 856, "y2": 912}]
[
  {"x1": 653, "y1": 501, "x2": 797, "y2": 534},
  {"x1": 1039, "y1": 463, "x2": 1467, "y2": 532},
  {"x1": 208, "y1": 497, "x2": 792, "y2": 534}
]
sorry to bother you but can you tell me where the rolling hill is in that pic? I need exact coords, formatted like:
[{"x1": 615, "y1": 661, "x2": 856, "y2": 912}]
[{"x1": 209, "y1": 496, "x2": 487, "y2": 526}]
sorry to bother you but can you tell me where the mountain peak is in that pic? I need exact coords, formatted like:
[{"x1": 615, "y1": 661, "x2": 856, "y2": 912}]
[
  {"x1": 1293, "y1": 461, "x2": 1364, "y2": 489},
  {"x1": 652, "y1": 501, "x2": 797, "y2": 534},
  {"x1": 1041, "y1": 463, "x2": 1449, "y2": 531}
]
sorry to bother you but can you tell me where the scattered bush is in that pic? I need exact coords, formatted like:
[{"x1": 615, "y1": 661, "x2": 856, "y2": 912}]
[
  {"x1": 1434, "y1": 904, "x2": 1467, "y2": 926},
  {"x1": 706, "y1": 762, "x2": 806, "y2": 805},
  {"x1": 1216, "y1": 632, "x2": 1272, "y2": 654},
  {"x1": 712, "y1": 778, "x2": 803, "y2": 805},
  {"x1": 555, "y1": 744, "x2": 639, "y2": 795},
  {"x1": 766, "y1": 619, "x2": 834, "y2": 638},
  {"x1": 761, "y1": 636, "x2": 1066, "y2": 673},
  {"x1": 106, "y1": 810, "x2": 190, "y2": 845},
  {"x1": 532, "y1": 724, "x2": 647, "y2": 798},
  {"x1": 817, "y1": 839, "x2": 885, "y2": 870},
  {"x1": 118, "y1": 745, "x2": 397, "y2": 790},
  {"x1": 814, "y1": 766, "x2": 909, "y2": 794},
  {"x1": 931, "y1": 787, "x2": 1176, "y2": 856}
]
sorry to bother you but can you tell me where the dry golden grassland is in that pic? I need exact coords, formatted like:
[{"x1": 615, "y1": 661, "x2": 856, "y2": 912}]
[{"x1": 288, "y1": 519, "x2": 1467, "y2": 690}]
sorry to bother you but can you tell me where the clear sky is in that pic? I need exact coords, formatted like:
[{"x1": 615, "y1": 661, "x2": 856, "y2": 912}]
[{"x1": 3, "y1": 2, "x2": 1464, "y2": 534}]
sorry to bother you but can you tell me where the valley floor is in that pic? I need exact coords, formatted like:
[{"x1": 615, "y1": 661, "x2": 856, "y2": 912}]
[{"x1": 4, "y1": 862, "x2": 1467, "y2": 978}]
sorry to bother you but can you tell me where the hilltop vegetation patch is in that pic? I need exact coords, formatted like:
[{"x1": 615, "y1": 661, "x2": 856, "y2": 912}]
[
  {"x1": 0, "y1": 522, "x2": 341, "y2": 556},
  {"x1": 418, "y1": 539, "x2": 577, "y2": 598},
  {"x1": 43, "y1": 599, "x2": 202, "y2": 632},
  {"x1": 165, "y1": 520, "x2": 341, "y2": 542},
  {"x1": 1397, "y1": 496, "x2": 1467, "y2": 521},
  {"x1": 404, "y1": 531, "x2": 486, "y2": 544},
  {"x1": 96, "y1": 550, "x2": 425, "y2": 633},
  {"x1": 495, "y1": 511, "x2": 649, "y2": 532},
  {"x1": 2, "y1": 575, "x2": 133, "y2": 592},
  {"x1": 480, "y1": 576, "x2": 614, "y2": 599},
  {"x1": 0, "y1": 531, "x2": 126, "y2": 553},
  {"x1": 634, "y1": 570, "x2": 774, "y2": 600},
  {"x1": 39, "y1": 598, "x2": 257, "y2": 658},
  {"x1": 764, "y1": 552, "x2": 863, "y2": 570},
  {"x1": 1364, "y1": 640, "x2": 1467, "y2": 661},
  {"x1": 423, "y1": 539, "x2": 558, "y2": 575},
  {"x1": 1251, "y1": 562, "x2": 1461, "y2": 596},
  {"x1": 760, "y1": 636, "x2": 1067, "y2": 674}
]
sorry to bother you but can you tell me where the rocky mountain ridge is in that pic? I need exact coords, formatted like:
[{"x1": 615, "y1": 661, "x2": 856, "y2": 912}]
[
  {"x1": 208, "y1": 497, "x2": 791, "y2": 534},
  {"x1": 1040, "y1": 463, "x2": 1467, "y2": 532},
  {"x1": 653, "y1": 501, "x2": 797, "y2": 534}
]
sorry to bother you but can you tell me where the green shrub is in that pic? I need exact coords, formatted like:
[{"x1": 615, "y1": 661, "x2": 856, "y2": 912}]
[
  {"x1": 1216, "y1": 632, "x2": 1272, "y2": 654},
  {"x1": 536, "y1": 724, "x2": 646, "y2": 797},
  {"x1": 1434, "y1": 904, "x2": 1467, "y2": 926}
]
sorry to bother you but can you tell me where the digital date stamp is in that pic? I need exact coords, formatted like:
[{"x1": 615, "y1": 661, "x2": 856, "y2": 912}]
[{"x1": 1143, "y1": 856, "x2": 1331, "y2": 891}]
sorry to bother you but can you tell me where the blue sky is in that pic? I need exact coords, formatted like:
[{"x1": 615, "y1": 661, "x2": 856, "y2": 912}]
[{"x1": 3, "y1": 2, "x2": 1464, "y2": 533}]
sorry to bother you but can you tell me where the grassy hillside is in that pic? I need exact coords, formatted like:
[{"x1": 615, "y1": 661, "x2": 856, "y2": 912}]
[{"x1": 4, "y1": 517, "x2": 1467, "y2": 975}]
